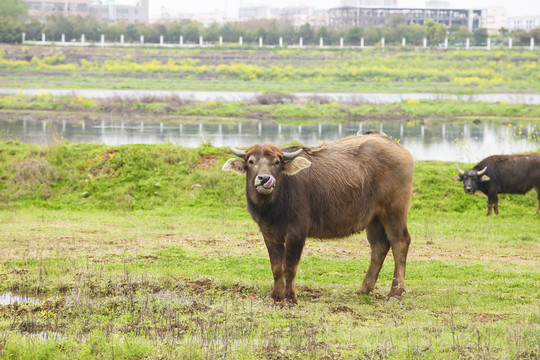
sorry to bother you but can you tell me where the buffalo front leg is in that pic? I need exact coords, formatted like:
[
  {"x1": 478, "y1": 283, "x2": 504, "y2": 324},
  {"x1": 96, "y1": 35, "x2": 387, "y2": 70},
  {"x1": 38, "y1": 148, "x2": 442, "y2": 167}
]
[
  {"x1": 283, "y1": 234, "x2": 306, "y2": 304},
  {"x1": 263, "y1": 236, "x2": 285, "y2": 303},
  {"x1": 487, "y1": 193, "x2": 499, "y2": 216},
  {"x1": 359, "y1": 218, "x2": 391, "y2": 295}
]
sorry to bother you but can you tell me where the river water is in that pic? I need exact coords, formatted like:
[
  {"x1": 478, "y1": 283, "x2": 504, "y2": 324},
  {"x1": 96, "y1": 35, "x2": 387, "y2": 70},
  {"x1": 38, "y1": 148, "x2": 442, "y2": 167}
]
[{"x1": 1, "y1": 117, "x2": 538, "y2": 162}]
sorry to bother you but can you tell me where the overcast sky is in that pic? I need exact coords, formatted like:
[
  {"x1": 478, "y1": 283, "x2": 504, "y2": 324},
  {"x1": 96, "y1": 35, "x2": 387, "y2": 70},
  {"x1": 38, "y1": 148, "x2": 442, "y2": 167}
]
[{"x1": 123, "y1": 0, "x2": 540, "y2": 19}]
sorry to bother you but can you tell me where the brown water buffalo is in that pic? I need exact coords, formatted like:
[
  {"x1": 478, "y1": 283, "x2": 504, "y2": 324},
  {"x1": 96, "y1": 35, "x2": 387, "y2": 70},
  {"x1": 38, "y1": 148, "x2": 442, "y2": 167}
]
[
  {"x1": 222, "y1": 134, "x2": 415, "y2": 303},
  {"x1": 453, "y1": 153, "x2": 540, "y2": 216}
]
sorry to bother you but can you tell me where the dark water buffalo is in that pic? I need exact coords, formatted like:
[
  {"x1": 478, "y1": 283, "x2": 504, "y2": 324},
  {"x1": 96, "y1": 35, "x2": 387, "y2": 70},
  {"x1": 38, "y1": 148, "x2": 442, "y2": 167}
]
[
  {"x1": 453, "y1": 153, "x2": 540, "y2": 216},
  {"x1": 222, "y1": 134, "x2": 414, "y2": 303}
]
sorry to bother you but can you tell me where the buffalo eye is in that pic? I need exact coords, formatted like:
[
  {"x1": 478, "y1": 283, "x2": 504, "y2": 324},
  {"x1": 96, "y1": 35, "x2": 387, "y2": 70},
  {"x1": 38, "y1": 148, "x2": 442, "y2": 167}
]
[
  {"x1": 248, "y1": 159, "x2": 254, "y2": 165},
  {"x1": 273, "y1": 159, "x2": 280, "y2": 166}
]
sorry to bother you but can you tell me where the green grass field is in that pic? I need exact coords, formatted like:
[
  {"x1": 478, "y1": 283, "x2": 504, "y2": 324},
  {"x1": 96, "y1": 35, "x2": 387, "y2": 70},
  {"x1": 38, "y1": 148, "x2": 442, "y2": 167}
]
[
  {"x1": 1, "y1": 45, "x2": 540, "y2": 93},
  {"x1": 0, "y1": 141, "x2": 538, "y2": 359}
]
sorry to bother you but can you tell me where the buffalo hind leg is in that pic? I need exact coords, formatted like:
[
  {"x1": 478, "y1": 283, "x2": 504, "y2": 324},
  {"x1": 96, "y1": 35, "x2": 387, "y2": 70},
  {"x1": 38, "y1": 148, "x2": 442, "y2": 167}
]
[
  {"x1": 383, "y1": 219, "x2": 411, "y2": 300},
  {"x1": 536, "y1": 188, "x2": 540, "y2": 214},
  {"x1": 359, "y1": 218, "x2": 390, "y2": 295},
  {"x1": 263, "y1": 236, "x2": 285, "y2": 303}
]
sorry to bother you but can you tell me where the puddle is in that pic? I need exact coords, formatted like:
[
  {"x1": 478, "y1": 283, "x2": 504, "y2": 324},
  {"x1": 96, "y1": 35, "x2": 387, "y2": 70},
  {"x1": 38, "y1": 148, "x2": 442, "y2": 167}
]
[{"x1": 0, "y1": 292, "x2": 43, "y2": 306}]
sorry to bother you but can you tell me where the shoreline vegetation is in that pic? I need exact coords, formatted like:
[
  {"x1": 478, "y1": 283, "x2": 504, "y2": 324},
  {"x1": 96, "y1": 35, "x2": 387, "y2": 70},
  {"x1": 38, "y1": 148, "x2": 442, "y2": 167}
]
[
  {"x1": 0, "y1": 141, "x2": 539, "y2": 358},
  {"x1": 1, "y1": 93, "x2": 540, "y2": 122}
]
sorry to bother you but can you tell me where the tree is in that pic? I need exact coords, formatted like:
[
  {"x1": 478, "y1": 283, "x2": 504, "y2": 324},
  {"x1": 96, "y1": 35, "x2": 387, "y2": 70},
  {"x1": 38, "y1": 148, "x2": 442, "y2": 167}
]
[
  {"x1": 363, "y1": 26, "x2": 381, "y2": 45},
  {"x1": 530, "y1": 27, "x2": 540, "y2": 43},
  {"x1": 384, "y1": 23, "x2": 409, "y2": 44},
  {"x1": 424, "y1": 19, "x2": 447, "y2": 45},
  {"x1": 315, "y1": 26, "x2": 335, "y2": 45},
  {"x1": 345, "y1": 27, "x2": 362, "y2": 45},
  {"x1": 0, "y1": 16, "x2": 24, "y2": 43},
  {"x1": 220, "y1": 23, "x2": 240, "y2": 42},
  {"x1": 264, "y1": 20, "x2": 280, "y2": 45},
  {"x1": 452, "y1": 26, "x2": 471, "y2": 44},
  {"x1": 0, "y1": 0, "x2": 27, "y2": 43},
  {"x1": 183, "y1": 23, "x2": 201, "y2": 43},
  {"x1": 24, "y1": 18, "x2": 44, "y2": 41},
  {"x1": 297, "y1": 23, "x2": 314, "y2": 44},
  {"x1": 124, "y1": 23, "x2": 140, "y2": 42},
  {"x1": 72, "y1": 15, "x2": 101, "y2": 41},
  {"x1": 510, "y1": 29, "x2": 529, "y2": 45},
  {"x1": 388, "y1": 14, "x2": 407, "y2": 28},
  {"x1": 43, "y1": 13, "x2": 74, "y2": 41},
  {"x1": 0, "y1": 0, "x2": 27, "y2": 20},
  {"x1": 472, "y1": 28, "x2": 488, "y2": 46},
  {"x1": 203, "y1": 23, "x2": 221, "y2": 43},
  {"x1": 406, "y1": 23, "x2": 425, "y2": 45}
]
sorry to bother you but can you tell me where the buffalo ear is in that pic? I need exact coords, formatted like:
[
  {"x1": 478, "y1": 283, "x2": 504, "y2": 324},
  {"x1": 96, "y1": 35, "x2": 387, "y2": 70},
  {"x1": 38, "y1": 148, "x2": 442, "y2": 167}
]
[
  {"x1": 283, "y1": 156, "x2": 311, "y2": 175},
  {"x1": 452, "y1": 175, "x2": 463, "y2": 181},
  {"x1": 479, "y1": 175, "x2": 491, "y2": 182},
  {"x1": 222, "y1": 158, "x2": 246, "y2": 175}
]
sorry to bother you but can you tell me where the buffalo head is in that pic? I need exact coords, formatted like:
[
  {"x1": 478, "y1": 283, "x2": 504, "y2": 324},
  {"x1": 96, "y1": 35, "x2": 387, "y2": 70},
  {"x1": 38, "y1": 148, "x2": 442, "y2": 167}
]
[
  {"x1": 452, "y1": 165, "x2": 491, "y2": 194},
  {"x1": 222, "y1": 144, "x2": 311, "y2": 198}
]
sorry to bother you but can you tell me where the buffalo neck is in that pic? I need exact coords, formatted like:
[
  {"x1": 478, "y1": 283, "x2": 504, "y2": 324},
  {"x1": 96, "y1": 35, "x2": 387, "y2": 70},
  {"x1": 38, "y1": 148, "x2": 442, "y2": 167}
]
[{"x1": 246, "y1": 175, "x2": 297, "y2": 223}]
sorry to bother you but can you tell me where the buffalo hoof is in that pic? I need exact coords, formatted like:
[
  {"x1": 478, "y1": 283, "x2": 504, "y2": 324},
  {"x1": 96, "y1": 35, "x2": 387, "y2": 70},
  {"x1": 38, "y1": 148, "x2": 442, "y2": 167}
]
[
  {"x1": 356, "y1": 286, "x2": 372, "y2": 295},
  {"x1": 384, "y1": 295, "x2": 402, "y2": 302},
  {"x1": 271, "y1": 298, "x2": 295, "y2": 308},
  {"x1": 284, "y1": 295, "x2": 297, "y2": 305}
]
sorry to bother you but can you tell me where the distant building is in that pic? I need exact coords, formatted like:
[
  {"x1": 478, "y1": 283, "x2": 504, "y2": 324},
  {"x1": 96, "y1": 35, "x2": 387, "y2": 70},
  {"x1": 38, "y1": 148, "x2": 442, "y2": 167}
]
[
  {"x1": 237, "y1": 5, "x2": 328, "y2": 27},
  {"x1": 23, "y1": 0, "x2": 149, "y2": 23},
  {"x1": 238, "y1": 6, "x2": 274, "y2": 21},
  {"x1": 90, "y1": 0, "x2": 148, "y2": 23},
  {"x1": 485, "y1": 7, "x2": 507, "y2": 33},
  {"x1": 25, "y1": 0, "x2": 90, "y2": 17},
  {"x1": 278, "y1": 7, "x2": 328, "y2": 27},
  {"x1": 424, "y1": 1, "x2": 449, "y2": 8},
  {"x1": 340, "y1": 0, "x2": 398, "y2": 6},
  {"x1": 329, "y1": 6, "x2": 483, "y2": 31},
  {"x1": 160, "y1": 9, "x2": 228, "y2": 25},
  {"x1": 507, "y1": 16, "x2": 540, "y2": 30}
]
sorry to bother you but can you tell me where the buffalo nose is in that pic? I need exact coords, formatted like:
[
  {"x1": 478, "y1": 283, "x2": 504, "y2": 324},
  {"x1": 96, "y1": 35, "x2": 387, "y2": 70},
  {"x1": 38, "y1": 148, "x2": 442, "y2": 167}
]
[
  {"x1": 465, "y1": 186, "x2": 472, "y2": 192},
  {"x1": 257, "y1": 174, "x2": 271, "y2": 185}
]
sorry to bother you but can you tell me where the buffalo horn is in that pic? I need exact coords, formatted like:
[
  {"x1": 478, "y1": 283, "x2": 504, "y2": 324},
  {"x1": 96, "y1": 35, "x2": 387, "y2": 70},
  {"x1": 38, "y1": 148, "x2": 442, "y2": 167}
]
[
  {"x1": 228, "y1": 146, "x2": 246, "y2": 158},
  {"x1": 477, "y1": 166, "x2": 487, "y2": 176},
  {"x1": 456, "y1": 165, "x2": 465, "y2": 175},
  {"x1": 283, "y1": 148, "x2": 303, "y2": 160}
]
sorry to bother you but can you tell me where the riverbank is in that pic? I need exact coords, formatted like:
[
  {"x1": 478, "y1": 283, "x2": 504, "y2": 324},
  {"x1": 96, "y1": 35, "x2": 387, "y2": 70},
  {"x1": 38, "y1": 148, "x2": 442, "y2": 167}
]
[
  {"x1": 0, "y1": 141, "x2": 538, "y2": 359},
  {"x1": 2, "y1": 93, "x2": 540, "y2": 121}
]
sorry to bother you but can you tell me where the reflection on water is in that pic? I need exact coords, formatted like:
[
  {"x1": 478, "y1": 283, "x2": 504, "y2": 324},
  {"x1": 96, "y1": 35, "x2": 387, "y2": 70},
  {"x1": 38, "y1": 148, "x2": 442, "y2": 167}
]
[
  {"x1": 1, "y1": 117, "x2": 538, "y2": 162},
  {"x1": 0, "y1": 292, "x2": 42, "y2": 305}
]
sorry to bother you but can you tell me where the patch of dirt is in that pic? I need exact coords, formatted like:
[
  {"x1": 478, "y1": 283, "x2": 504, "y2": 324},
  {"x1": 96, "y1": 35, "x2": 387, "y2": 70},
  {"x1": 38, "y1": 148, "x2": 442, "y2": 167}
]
[
  {"x1": 197, "y1": 154, "x2": 219, "y2": 170},
  {"x1": 473, "y1": 313, "x2": 511, "y2": 322},
  {"x1": 184, "y1": 278, "x2": 213, "y2": 295},
  {"x1": 9, "y1": 268, "x2": 29, "y2": 275},
  {"x1": 297, "y1": 285, "x2": 323, "y2": 300},
  {"x1": 332, "y1": 306, "x2": 354, "y2": 314}
]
